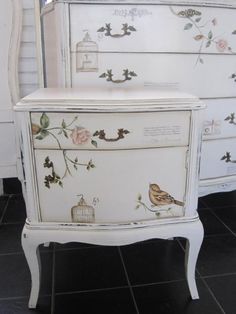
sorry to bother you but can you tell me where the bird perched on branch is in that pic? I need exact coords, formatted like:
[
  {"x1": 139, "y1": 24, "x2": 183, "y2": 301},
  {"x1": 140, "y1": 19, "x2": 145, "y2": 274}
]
[{"x1": 149, "y1": 183, "x2": 184, "y2": 207}]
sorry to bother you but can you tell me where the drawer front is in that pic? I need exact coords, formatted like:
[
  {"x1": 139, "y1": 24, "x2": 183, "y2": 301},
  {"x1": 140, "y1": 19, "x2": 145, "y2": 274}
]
[
  {"x1": 70, "y1": 4, "x2": 236, "y2": 53},
  {"x1": 203, "y1": 98, "x2": 236, "y2": 139},
  {"x1": 31, "y1": 111, "x2": 190, "y2": 150},
  {"x1": 71, "y1": 52, "x2": 236, "y2": 98},
  {"x1": 200, "y1": 138, "x2": 236, "y2": 179},
  {"x1": 34, "y1": 147, "x2": 187, "y2": 223}
]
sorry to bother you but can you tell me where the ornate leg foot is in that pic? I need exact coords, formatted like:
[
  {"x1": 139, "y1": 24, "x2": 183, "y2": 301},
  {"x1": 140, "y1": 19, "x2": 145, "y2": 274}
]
[
  {"x1": 21, "y1": 226, "x2": 41, "y2": 309},
  {"x1": 184, "y1": 220, "x2": 204, "y2": 299}
]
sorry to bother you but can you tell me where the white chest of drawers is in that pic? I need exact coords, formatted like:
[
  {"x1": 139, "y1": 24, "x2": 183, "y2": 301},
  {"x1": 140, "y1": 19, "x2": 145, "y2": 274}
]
[
  {"x1": 16, "y1": 87, "x2": 204, "y2": 308},
  {"x1": 41, "y1": 0, "x2": 236, "y2": 196}
]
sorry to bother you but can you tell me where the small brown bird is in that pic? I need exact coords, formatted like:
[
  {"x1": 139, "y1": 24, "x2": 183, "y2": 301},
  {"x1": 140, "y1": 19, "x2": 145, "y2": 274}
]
[{"x1": 149, "y1": 183, "x2": 184, "y2": 207}]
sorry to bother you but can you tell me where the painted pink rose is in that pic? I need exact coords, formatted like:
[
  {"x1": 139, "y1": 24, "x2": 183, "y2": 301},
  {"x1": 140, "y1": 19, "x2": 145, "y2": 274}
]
[
  {"x1": 70, "y1": 127, "x2": 91, "y2": 145},
  {"x1": 216, "y1": 39, "x2": 228, "y2": 52}
]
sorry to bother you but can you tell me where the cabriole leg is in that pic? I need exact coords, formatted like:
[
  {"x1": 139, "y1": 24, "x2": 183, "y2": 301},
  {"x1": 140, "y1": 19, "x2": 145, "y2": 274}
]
[
  {"x1": 21, "y1": 227, "x2": 41, "y2": 309},
  {"x1": 184, "y1": 220, "x2": 204, "y2": 299}
]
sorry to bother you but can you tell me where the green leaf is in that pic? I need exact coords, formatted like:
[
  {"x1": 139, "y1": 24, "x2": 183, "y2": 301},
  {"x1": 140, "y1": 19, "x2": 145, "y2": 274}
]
[
  {"x1": 35, "y1": 129, "x2": 49, "y2": 140},
  {"x1": 74, "y1": 157, "x2": 78, "y2": 163},
  {"x1": 208, "y1": 31, "x2": 213, "y2": 39},
  {"x1": 155, "y1": 212, "x2": 161, "y2": 217},
  {"x1": 63, "y1": 129, "x2": 68, "y2": 138},
  {"x1": 35, "y1": 135, "x2": 44, "y2": 140},
  {"x1": 40, "y1": 113, "x2": 50, "y2": 128},
  {"x1": 184, "y1": 23, "x2": 193, "y2": 30},
  {"x1": 91, "y1": 140, "x2": 98, "y2": 148},
  {"x1": 135, "y1": 205, "x2": 140, "y2": 210},
  {"x1": 206, "y1": 40, "x2": 211, "y2": 48},
  {"x1": 138, "y1": 194, "x2": 142, "y2": 201},
  {"x1": 61, "y1": 119, "x2": 66, "y2": 129}
]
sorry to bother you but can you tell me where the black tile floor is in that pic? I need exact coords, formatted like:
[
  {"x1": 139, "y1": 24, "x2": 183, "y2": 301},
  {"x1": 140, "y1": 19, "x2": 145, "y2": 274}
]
[{"x1": 0, "y1": 191, "x2": 236, "y2": 313}]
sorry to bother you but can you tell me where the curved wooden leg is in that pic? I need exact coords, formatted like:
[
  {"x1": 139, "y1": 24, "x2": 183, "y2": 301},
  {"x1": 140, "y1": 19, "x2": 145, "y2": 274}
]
[
  {"x1": 21, "y1": 227, "x2": 41, "y2": 309},
  {"x1": 184, "y1": 220, "x2": 204, "y2": 299}
]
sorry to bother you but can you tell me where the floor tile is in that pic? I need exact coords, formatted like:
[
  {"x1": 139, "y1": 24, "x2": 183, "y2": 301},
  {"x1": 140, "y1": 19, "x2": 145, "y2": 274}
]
[
  {"x1": 0, "y1": 195, "x2": 9, "y2": 221},
  {"x1": 120, "y1": 239, "x2": 186, "y2": 285},
  {"x1": 54, "y1": 241, "x2": 97, "y2": 251},
  {"x1": 201, "y1": 191, "x2": 236, "y2": 208},
  {"x1": 0, "y1": 224, "x2": 24, "y2": 254},
  {"x1": 54, "y1": 288, "x2": 137, "y2": 314},
  {"x1": 2, "y1": 194, "x2": 26, "y2": 223},
  {"x1": 133, "y1": 279, "x2": 222, "y2": 314},
  {"x1": 3, "y1": 177, "x2": 22, "y2": 194},
  {"x1": 0, "y1": 251, "x2": 53, "y2": 298},
  {"x1": 54, "y1": 246, "x2": 128, "y2": 293},
  {"x1": 212, "y1": 207, "x2": 236, "y2": 233},
  {"x1": 198, "y1": 210, "x2": 231, "y2": 236},
  {"x1": 205, "y1": 274, "x2": 236, "y2": 314},
  {"x1": 197, "y1": 198, "x2": 209, "y2": 210},
  {"x1": 197, "y1": 235, "x2": 236, "y2": 276},
  {"x1": 0, "y1": 296, "x2": 51, "y2": 314}
]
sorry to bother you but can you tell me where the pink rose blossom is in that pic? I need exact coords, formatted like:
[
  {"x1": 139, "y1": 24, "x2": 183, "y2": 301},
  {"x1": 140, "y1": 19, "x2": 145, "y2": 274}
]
[
  {"x1": 70, "y1": 127, "x2": 91, "y2": 145},
  {"x1": 216, "y1": 39, "x2": 228, "y2": 52}
]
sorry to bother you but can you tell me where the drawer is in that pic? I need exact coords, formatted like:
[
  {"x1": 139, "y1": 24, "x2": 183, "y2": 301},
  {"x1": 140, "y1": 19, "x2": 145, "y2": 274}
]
[
  {"x1": 203, "y1": 98, "x2": 236, "y2": 139},
  {"x1": 69, "y1": 4, "x2": 236, "y2": 53},
  {"x1": 200, "y1": 138, "x2": 236, "y2": 179},
  {"x1": 31, "y1": 111, "x2": 190, "y2": 150},
  {"x1": 34, "y1": 147, "x2": 187, "y2": 223},
  {"x1": 71, "y1": 52, "x2": 236, "y2": 98}
]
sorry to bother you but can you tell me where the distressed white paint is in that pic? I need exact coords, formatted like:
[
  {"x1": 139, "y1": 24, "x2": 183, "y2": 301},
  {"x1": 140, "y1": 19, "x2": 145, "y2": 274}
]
[
  {"x1": 41, "y1": 0, "x2": 236, "y2": 196},
  {"x1": 16, "y1": 87, "x2": 204, "y2": 307},
  {"x1": 22, "y1": 218, "x2": 204, "y2": 308}
]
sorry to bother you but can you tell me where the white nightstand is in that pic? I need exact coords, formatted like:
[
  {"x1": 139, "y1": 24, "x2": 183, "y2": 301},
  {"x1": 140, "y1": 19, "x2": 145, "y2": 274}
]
[{"x1": 15, "y1": 87, "x2": 205, "y2": 308}]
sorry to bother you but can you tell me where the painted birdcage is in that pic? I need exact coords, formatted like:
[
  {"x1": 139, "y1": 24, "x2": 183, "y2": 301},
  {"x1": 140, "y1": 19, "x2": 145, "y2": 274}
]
[
  {"x1": 71, "y1": 195, "x2": 95, "y2": 223},
  {"x1": 76, "y1": 32, "x2": 98, "y2": 72}
]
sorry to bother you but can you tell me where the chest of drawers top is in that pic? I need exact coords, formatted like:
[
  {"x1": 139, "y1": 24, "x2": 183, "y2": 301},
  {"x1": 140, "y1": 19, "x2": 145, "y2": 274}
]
[
  {"x1": 51, "y1": 0, "x2": 236, "y2": 7},
  {"x1": 16, "y1": 87, "x2": 203, "y2": 111}
]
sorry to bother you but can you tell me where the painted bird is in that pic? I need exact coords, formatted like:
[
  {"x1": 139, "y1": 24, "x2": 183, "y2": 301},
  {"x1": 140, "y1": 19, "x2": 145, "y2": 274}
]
[{"x1": 149, "y1": 183, "x2": 184, "y2": 207}]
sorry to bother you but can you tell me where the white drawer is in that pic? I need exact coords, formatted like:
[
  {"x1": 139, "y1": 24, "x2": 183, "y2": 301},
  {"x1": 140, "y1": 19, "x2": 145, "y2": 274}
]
[
  {"x1": 70, "y1": 4, "x2": 236, "y2": 53},
  {"x1": 71, "y1": 52, "x2": 236, "y2": 98},
  {"x1": 31, "y1": 111, "x2": 190, "y2": 150},
  {"x1": 200, "y1": 138, "x2": 236, "y2": 179},
  {"x1": 203, "y1": 98, "x2": 236, "y2": 139},
  {"x1": 34, "y1": 147, "x2": 187, "y2": 223}
]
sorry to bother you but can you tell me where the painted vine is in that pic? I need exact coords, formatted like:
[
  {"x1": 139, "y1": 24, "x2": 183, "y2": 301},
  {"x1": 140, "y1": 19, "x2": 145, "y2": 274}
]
[
  {"x1": 170, "y1": 7, "x2": 234, "y2": 65},
  {"x1": 32, "y1": 113, "x2": 129, "y2": 188}
]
